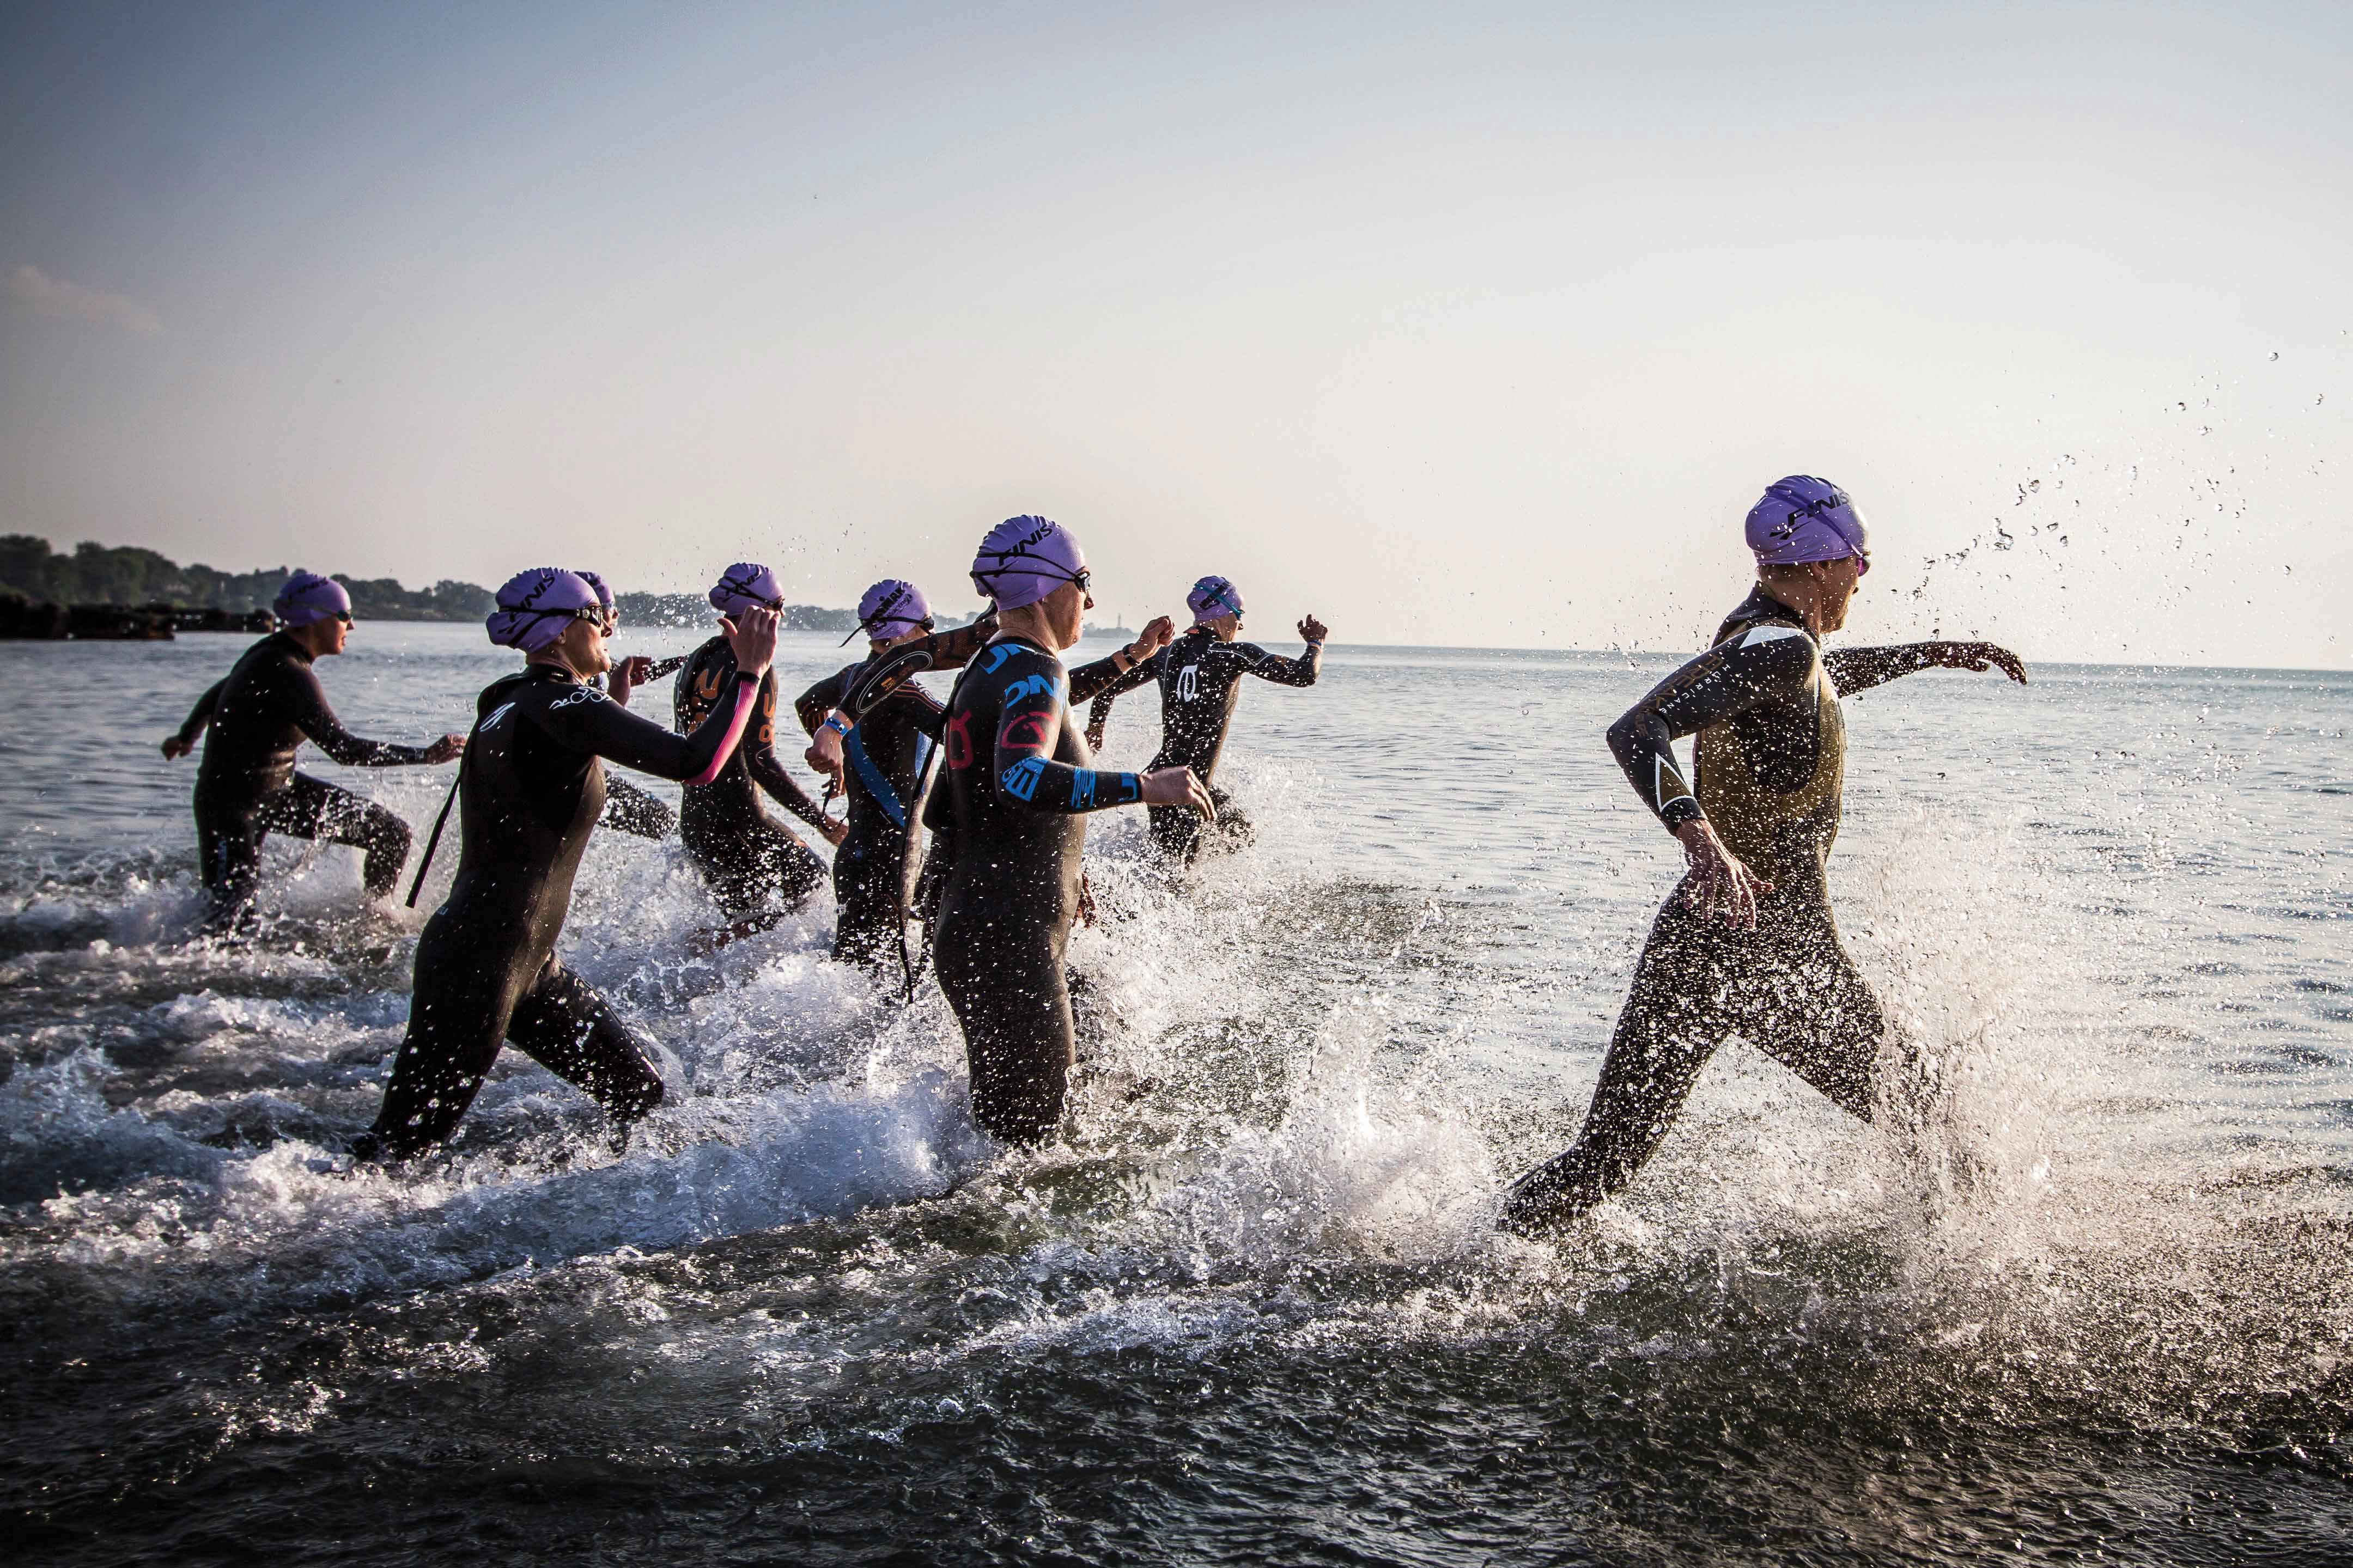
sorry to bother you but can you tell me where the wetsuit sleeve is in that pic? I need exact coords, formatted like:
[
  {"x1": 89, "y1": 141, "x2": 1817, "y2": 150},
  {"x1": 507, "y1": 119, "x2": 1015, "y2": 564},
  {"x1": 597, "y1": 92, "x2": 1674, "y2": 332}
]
[
  {"x1": 533, "y1": 670, "x2": 761, "y2": 783},
  {"x1": 1079, "y1": 649, "x2": 1158, "y2": 731},
  {"x1": 794, "y1": 669, "x2": 851, "y2": 736},
  {"x1": 1604, "y1": 627, "x2": 1817, "y2": 835},
  {"x1": 645, "y1": 655, "x2": 688, "y2": 681},
  {"x1": 175, "y1": 679, "x2": 227, "y2": 744},
  {"x1": 916, "y1": 613, "x2": 1001, "y2": 673},
  {"x1": 745, "y1": 674, "x2": 831, "y2": 830},
  {"x1": 1822, "y1": 644, "x2": 1944, "y2": 697},
  {"x1": 1231, "y1": 640, "x2": 1321, "y2": 687},
  {"x1": 993, "y1": 651, "x2": 1142, "y2": 814},
  {"x1": 1067, "y1": 651, "x2": 1156, "y2": 707},
  {"x1": 282, "y1": 661, "x2": 434, "y2": 767}
]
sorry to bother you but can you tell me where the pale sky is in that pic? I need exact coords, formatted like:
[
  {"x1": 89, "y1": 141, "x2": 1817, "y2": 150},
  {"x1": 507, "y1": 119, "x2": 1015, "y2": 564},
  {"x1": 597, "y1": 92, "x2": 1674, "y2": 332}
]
[{"x1": 3, "y1": 2, "x2": 2348, "y2": 664}]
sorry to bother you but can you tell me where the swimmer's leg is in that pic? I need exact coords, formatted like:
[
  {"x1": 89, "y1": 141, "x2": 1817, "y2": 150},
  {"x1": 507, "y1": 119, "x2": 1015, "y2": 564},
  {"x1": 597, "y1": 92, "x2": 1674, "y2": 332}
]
[
  {"x1": 935, "y1": 918, "x2": 1074, "y2": 1144},
  {"x1": 1146, "y1": 802, "x2": 1203, "y2": 867},
  {"x1": 504, "y1": 960, "x2": 666, "y2": 1137},
  {"x1": 194, "y1": 795, "x2": 266, "y2": 932},
  {"x1": 600, "y1": 777, "x2": 676, "y2": 840},
  {"x1": 363, "y1": 919, "x2": 517, "y2": 1158},
  {"x1": 830, "y1": 833, "x2": 904, "y2": 968},
  {"x1": 1751, "y1": 923, "x2": 1884, "y2": 1122},
  {"x1": 1502, "y1": 901, "x2": 1738, "y2": 1234},
  {"x1": 265, "y1": 773, "x2": 413, "y2": 899}
]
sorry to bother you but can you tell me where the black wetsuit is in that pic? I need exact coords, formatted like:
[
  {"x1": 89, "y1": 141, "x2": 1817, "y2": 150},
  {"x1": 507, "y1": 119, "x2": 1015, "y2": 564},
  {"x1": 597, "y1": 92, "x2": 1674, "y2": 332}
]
[
  {"x1": 173, "y1": 633, "x2": 436, "y2": 928},
  {"x1": 673, "y1": 639, "x2": 831, "y2": 926},
  {"x1": 1087, "y1": 627, "x2": 1321, "y2": 861},
  {"x1": 1504, "y1": 587, "x2": 1956, "y2": 1228},
  {"x1": 795, "y1": 621, "x2": 996, "y2": 968},
  {"x1": 364, "y1": 661, "x2": 762, "y2": 1157},
  {"x1": 926, "y1": 638, "x2": 1142, "y2": 1142},
  {"x1": 597, "y1": 656, "x2": 687, "y2": 840}
]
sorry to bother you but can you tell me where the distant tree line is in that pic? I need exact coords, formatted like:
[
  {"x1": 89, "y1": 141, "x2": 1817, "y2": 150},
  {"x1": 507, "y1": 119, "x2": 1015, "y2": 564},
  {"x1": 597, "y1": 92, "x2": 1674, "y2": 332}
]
[
  {"x1": 0, "y1": 536, "x2": 494, "y2": 621},
  {"x1": 0, "y1": 535, "x2": 1010, "y2": 633}
]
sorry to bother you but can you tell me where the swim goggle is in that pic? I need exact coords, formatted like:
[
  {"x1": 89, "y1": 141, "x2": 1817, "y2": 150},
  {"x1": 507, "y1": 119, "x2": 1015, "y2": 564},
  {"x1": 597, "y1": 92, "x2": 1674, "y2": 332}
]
[{"x1": 1193, "y1": 579, "x2": 1243, "y2": 618}]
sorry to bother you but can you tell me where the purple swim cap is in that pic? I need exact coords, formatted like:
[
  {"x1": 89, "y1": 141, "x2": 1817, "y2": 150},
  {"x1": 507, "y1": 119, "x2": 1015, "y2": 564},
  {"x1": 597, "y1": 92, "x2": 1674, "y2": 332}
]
[
  {"x1": 1745, "y1": 476, "x2": 1871, "y2": 575},
  {"x1": 849, "y1": 578, "x2": 931, "y2": 645},
  {"x1": 575, "y1": 569, "x2": 615, "y2": 613},
  {"x1": 487, "y1": 567, "x2": 601, "y2": 651},
  {"x1": 1187, "y1": 575, "x2": 1244, "y2": 624},
  {"x1": 970, "y1": 516, "x2": 1087, "y2": 611},
  {"x1": 709, "y1": 563, "x2": 782, "y2": 620},
  {"x1": 272, "y1": 570, "x2": 351, "y2": 629}
]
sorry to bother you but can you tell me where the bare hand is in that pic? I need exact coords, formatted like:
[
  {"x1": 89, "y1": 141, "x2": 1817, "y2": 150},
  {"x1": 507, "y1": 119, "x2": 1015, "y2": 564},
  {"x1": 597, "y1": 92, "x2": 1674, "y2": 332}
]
[
  {"x1": 1124, "y1": 616, "x2": 1176, "y2": 664},
  {"x1": 1083, "y1": 722, "x2": 1106, "y2": 752},
  {"x1": 609, "y1": 654, "x2": 655, "y2": 706},
  {"x1": 424, "y1": 733, "x2": 467, "y2": 765},
  {"x1": 1077, "y1": 871, "x2": 1098, "y2": 928},
  {"x1": 161, "y1": 735, "x2": 193, "y2": 760},
  {"x1": 804, "y1": 724, "x2": 846, "y2": 787},
  {"x1": 1140, "y1": 765, "x2": 1215, "y2": 819},
  {"x1": 1675, "y1": 819, "x2": 1772, "y2": 928},
  {"x1": 1932, "y1": 642, "x2": 2027, "y2": 684},
  {"x1": 1299, "y1": 614, "x2": 1329, "y2": 643},
  {"x1": 721, "y1": 606, "x2": 780, "y2": 679}
]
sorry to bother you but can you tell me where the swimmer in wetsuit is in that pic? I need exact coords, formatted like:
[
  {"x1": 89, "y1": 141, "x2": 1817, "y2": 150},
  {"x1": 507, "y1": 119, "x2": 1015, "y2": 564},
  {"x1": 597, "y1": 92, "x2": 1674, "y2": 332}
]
[
  {"x1": 793, "y1": 580, "x2": 1000, "y2": 969},
  {"x1": 358, "y1": 568, "x2": 777, "y2": 1160},
  {"x1": 924, "y1": 515, "x2": 1202, "y2": 1142},
  {"x1": 576, "y1": 570, "x2": 685, "y2": 840},
  {"x1": 670, "y1": 564, "x2": 847, "y2": 939},
  {"x1": 1501, "y1": 477, "x2": 2029, "y2": 1235},
  {"x1": 162, "y1": 571, "x2": 465, "y2": 931},
  {"x1": 1084, "y1": 575, "x2": 1327, "y2": 864}
]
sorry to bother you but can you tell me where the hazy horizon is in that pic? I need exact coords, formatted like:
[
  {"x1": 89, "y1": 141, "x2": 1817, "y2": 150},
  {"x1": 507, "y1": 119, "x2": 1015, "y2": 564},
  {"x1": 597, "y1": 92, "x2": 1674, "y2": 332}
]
[{"x1": 5, "y1": 2, "x2": 2348, "y2": 667}]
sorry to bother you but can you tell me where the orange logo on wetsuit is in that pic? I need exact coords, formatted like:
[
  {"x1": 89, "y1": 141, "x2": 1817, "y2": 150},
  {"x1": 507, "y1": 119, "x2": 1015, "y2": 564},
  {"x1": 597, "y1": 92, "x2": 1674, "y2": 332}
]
[{"x1": 944, "y1": 710, "x2": 974, "y2": 769}]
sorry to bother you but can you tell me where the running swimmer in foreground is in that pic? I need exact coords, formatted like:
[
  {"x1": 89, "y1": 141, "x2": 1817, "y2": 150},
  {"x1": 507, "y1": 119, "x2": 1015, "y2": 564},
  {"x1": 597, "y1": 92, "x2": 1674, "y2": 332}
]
[
  {"x1": 577, "y1": 569, "x2": 685, "y2": 840},
  {"x1": 1083, "y1": 574, "x2": 1326, "y2": 865},
  {"x1": 161, "y1": 571, "x2": 465, "y2": 932},
  {"x1": 791, "y1": 580, "x2": 991, "y2": 969},
  {"x1": 1499, "y1": 476, "x2": 2028, "y2": 1236},
  {"x1": 356, "y1": 569, "x2": 777, "y2": 1161},
  {"x1": 671, "y1": 564, "x2": 848, "y2": 943},
  {"x1": 926, "y1": 515, "x2": 1199, "y2": 1142}
]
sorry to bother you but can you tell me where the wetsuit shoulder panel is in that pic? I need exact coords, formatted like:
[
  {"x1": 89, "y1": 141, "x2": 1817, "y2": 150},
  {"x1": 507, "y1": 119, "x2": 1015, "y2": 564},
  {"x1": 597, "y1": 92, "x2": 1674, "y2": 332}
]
[
  {"x1": 1605, "y1": 605, "x2": 1820, "y2": 834},
  {"x1": 984, "y1": 643, "x2": 1140, "y2": 814}
]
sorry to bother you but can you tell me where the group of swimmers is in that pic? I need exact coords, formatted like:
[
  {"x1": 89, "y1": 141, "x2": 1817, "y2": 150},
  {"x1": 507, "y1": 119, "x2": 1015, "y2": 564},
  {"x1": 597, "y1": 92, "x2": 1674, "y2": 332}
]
[{"x1": 161, "y1": 480, "x2": 2026, "y2": 1230}]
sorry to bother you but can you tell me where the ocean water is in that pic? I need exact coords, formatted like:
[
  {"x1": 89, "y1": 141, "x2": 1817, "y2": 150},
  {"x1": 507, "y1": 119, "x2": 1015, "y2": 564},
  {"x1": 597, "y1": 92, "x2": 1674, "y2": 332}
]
[{"x1": 1, "y1": 623, "x2": 2347, "y2": 1566}]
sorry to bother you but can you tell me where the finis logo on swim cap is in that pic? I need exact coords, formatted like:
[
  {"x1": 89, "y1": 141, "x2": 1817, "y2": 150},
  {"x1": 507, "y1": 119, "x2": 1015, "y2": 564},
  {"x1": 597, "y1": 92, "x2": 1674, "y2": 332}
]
[{"x1": 1744, "y1": 475, "x2": 1871, "y2": 574}]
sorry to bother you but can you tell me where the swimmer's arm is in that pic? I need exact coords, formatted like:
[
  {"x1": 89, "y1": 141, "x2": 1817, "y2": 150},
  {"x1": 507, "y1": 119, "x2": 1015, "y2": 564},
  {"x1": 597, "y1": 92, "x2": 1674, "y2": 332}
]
[
  {"x1": 166, "y1": 679, "x2": 227, "y2": 755},
  {"x1": 747, "y1": 681, "x2": 834, "y2": 831},
  {"x1": 794, "y1": 669, "x2": 850, "y2": 737},
  {"x1": 539, "y1": 670, "x2": 762, "y2": 783},
  {"x1": 994, "y1": 663, "x2": 1142, "y2": 815},
  {"x1": 1825, "y1": 642, "x2": 2028, "y2": 694},
  {"x1": 1606, "y1": 634, "x2": 1811, "y2": 833},
  {"x1": 643, "y1": 655, "x2": 689, "y2": 681},
  {"x1": 1072, "y1": 649, "x2": 1157, "y2": 724},
  {"x1": 913, "y1": 612, "x2": 1001, "y2": 673},
  {"x1": 1233, "y1": 639, "x2": 1322, "y2": 688},
  {"x1": 285, "y1": 663, "x2": 435, "y2": 767}
]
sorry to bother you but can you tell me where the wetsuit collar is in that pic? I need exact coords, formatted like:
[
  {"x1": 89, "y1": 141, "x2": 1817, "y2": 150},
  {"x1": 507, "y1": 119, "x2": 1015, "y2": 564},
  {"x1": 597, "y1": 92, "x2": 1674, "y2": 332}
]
[
  {"x1": 1740, "y1": 585, "x2": 1813, "y2": 634},
  {"x1": 270, "y1": 630, "x2": 314, "y2": 664}
]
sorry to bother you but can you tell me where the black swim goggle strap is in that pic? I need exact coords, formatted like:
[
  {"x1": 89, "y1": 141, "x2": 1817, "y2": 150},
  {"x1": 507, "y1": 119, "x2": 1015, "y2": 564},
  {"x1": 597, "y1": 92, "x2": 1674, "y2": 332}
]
[
  {"x1": 715, "y1": 568, "x2": 785, "y2": 615},
  {"x1": 842, "y1": 582, "x2": 936, "y2": 645},
  {"x1": 970, "y1": 547, "x2": 1091, "y2": 602}
]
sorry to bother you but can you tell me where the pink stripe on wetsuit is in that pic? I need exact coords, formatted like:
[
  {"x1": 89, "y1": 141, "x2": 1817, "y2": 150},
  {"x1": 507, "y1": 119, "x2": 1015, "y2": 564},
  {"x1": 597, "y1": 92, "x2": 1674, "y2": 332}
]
[{"x1": 686, "y1": 676, "x2": 760, "y2": 785}]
